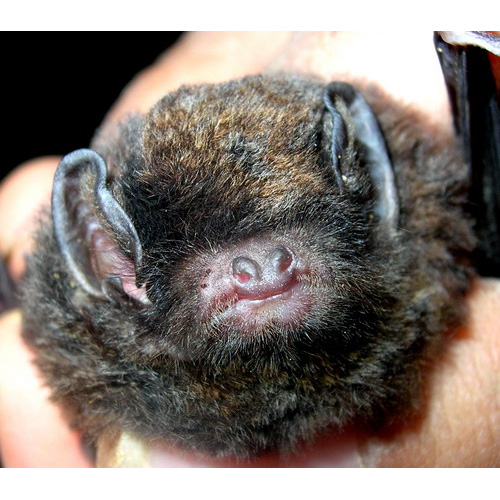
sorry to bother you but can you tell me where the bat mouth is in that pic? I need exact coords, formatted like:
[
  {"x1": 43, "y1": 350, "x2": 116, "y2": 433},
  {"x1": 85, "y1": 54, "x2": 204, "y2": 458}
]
[{"x1": 207, "y1": 280, "x2": 314, "y2": 334}]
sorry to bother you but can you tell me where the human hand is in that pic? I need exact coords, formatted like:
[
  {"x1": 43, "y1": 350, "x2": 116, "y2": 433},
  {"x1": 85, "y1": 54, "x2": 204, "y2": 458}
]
[{"x1": 0, "y1": 32, "x2": 498, "y2": 467}]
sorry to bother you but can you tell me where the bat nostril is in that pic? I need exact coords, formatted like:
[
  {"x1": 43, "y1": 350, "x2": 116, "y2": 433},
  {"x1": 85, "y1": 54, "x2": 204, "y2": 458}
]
[
  {"x1": 268, "y1": 246, "x2": 294, "y2": 273},
  {"x1": 232, "y1": 256, "x2": 261, "y2": 284}
]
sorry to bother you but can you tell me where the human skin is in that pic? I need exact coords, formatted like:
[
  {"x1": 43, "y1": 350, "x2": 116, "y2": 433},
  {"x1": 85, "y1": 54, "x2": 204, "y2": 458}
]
[{"x1": 0, "y1": 32, "x2": 498, "y2": 467}]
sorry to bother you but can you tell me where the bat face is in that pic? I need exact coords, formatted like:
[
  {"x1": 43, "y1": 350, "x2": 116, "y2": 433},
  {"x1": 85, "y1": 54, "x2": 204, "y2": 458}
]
[{"x1": 20, "y1": 75, "x2": 475, "y2": 458}]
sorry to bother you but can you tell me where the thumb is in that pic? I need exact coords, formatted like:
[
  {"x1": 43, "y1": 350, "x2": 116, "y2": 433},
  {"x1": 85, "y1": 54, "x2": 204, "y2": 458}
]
[
  {"x1": 0, "y1": 309, "x2": 93, "y2": 467},
  {"x1": 359, "y1": 278, "x2": 500, "y2": 467}
]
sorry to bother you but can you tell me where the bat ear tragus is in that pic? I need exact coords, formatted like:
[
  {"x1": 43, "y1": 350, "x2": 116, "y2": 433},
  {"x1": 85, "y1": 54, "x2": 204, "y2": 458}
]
[
  {"x1": 52, "y1": 149, "x2": 150, "y2": 305},
  {"x1": 323, "y1": 82, "x2": 400, "y2": 233}
]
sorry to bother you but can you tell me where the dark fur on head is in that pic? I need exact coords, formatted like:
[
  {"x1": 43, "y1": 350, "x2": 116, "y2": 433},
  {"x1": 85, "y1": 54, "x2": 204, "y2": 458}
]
[{"x1": 21, "y1": 75, "x2": 475, "y2": 458}]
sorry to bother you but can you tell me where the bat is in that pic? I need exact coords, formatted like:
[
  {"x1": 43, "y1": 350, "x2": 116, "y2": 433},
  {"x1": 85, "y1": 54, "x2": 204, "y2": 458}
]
[
  {"x1": 19, "y1": 74, "x2": 478, "y2": 461},
  {"x1": 18, "y1": 71, "x2": 479, "y2": 463}
]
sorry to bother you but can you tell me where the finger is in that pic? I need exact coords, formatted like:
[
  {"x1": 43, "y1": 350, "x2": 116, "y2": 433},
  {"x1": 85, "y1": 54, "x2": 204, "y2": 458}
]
[
  {"x1": 104, "y1": 32, "x2": 293, "y2": 125},
  {"x1": 0, "y1": 158, "x2": 88, "y2": 467},
  {"x1": 359, "y1": 278, "x2": 500, "y2": 467},
  {"x1": 0, "y1": 310, "x2": 93, "y2": 467},
  {"x1": 0, "y1": 157, "x2": 59, "y2": 279}
]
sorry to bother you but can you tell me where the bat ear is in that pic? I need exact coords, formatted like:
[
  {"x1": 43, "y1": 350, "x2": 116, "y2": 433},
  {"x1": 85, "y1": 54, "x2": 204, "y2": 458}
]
[
  {"x1": 323, "y1": 82, "x2": 399, "y2": 232},
  {"x1": 52, "y1": 149, "x2": 150, "y2": 305}
]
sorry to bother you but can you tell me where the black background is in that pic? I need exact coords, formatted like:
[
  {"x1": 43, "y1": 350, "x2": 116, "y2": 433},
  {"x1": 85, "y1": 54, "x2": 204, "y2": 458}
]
[{"x1": 3, "y1": 33, "x2": 183, "y2": 181}]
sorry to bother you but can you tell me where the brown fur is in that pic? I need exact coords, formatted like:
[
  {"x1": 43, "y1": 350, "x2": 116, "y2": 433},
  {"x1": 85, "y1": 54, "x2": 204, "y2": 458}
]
[{"x1": 21, "y1": 75, "x2": 475, "y2": 458}]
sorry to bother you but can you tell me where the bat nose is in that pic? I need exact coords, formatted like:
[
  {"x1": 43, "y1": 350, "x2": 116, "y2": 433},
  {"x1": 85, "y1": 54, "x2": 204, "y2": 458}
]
[
  {"x1": 198, "y1": 237, "x2": 310, "y2": 332},
  {"x1": 231, "y1": 246, "x2": 296, "y2": 300}
]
